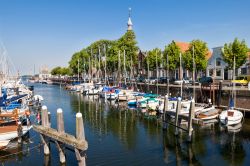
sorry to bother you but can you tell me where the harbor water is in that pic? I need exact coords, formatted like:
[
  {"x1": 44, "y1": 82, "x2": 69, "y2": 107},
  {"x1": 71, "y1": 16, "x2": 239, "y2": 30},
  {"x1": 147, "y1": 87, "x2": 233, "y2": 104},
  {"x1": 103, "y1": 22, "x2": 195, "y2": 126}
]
[{"x1": 1, "y1": 83, "x2": 250, "y2": 165}]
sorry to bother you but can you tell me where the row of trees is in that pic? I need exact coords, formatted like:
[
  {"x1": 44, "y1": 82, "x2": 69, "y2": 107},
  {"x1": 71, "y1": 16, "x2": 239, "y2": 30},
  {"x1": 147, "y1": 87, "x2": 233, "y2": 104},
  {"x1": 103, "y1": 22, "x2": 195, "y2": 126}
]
[
  {"x1": 144, "y1": 40, "x2": 209, "y2": 72},
  {"x1": 51, "y1": 29, "x2": 249, "y2": 78}
]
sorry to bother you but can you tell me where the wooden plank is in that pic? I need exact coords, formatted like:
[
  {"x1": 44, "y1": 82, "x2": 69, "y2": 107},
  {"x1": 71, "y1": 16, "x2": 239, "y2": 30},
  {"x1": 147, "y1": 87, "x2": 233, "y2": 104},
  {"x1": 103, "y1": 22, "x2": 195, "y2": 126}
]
[
  {"x1": 33, "y1": 125, "x2": 88, "y2": 151},
  {"x1": 216, "y1": 105, "x2": 250, "y2": 112}
]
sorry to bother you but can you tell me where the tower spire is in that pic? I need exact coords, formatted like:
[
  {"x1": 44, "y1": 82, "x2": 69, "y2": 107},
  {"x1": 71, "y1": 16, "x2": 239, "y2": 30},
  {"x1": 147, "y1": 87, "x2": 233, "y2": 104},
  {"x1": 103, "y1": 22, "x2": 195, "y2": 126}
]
[{"x1": 127, "y1": 8, "x2": 133, "y2": 31}]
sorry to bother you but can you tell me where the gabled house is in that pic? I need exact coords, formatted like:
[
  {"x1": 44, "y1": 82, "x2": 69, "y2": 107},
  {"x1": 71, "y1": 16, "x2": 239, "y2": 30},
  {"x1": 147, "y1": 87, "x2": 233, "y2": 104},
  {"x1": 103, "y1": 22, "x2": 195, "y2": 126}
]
[
  {"x1": 206, "y1": 47, "x2": 230, "y2": 80},
  {"x1": 206, "y1": 47, "x2": 250, "y2": 80}
]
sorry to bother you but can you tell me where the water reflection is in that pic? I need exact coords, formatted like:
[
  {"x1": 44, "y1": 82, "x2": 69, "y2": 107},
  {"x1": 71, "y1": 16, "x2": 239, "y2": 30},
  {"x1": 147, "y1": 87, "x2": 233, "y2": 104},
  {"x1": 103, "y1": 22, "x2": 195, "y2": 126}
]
[
  {"x1": 163, "y1": 129, "x2": 201, "y2": 166},
  {"x1": 69, "y1": 94, "x2": 163, "y2": 151},
  {"x1": 219, "y1": 123, "x2": 245, "y2": 165},
  {"x1": 0, "y1": 135, "x2": 33, "y2": 164}
]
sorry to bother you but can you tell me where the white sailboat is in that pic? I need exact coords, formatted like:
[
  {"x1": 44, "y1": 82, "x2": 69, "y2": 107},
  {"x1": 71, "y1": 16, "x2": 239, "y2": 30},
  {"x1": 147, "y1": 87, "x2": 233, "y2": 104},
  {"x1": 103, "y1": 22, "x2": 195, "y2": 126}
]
[{"x1": 219, "y1": 55, "x2": 243, "y2": 125}]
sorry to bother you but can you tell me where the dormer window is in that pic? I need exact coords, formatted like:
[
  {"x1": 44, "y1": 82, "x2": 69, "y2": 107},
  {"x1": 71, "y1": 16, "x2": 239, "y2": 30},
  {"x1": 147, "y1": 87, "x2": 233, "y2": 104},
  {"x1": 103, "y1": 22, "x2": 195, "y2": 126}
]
[{"x1": 216, "y1": 58, "x2": 221, "y2": 66}]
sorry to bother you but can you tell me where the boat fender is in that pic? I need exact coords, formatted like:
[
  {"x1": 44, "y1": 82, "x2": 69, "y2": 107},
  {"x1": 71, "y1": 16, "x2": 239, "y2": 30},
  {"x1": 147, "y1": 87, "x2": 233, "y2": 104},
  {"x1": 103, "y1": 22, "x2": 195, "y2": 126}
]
[{"x1": 225, "y1": 117, "x2": 228, "y2": 125}]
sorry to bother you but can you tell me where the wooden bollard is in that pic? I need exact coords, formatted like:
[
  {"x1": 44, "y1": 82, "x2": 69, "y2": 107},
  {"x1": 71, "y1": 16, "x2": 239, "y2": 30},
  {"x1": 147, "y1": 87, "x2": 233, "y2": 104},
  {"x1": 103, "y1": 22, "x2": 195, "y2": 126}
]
[
  {"x1": 41, "y1": 106, "x2": 49, "y2": 127},
  {"x1": 76, "y1": 112, "x2": 85, "y2": 140},
  {"x1": 41, "y1": 105, "x2": 50, "y2": 155},
  {"x1": 217, "y1": 81, "x2": 222, "y2": 107},
  {"x1": 187, "y1": 99, "x2": 195, "y2": 142},
  {"x1": 57, "y1": 108, "x2": 65, "y2": 133},
  {"x1": 75, "y1": 112, "x2": 86, "y2": 166},
  {"x1": 48, "y1": 112, "x2": 51, "y2": 128},
  {"x1": 174, "y1": 97, "x2": 181, "y2": 136},
  {"x1": 56, "y1": 108, "x2": 66, "y2": 164},
  {"x1": 163, "y1": 95, "x2": 168, "y2": 130}
]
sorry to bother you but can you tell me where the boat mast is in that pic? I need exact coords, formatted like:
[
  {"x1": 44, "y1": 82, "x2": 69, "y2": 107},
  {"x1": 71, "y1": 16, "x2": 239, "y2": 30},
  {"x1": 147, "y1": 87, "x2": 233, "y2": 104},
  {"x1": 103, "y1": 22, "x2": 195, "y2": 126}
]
[
  {"x1": 233, "y1": 55, "x2": 236, "y2": 108},
  {"x1": 147, "y1": 52, "x2": 149, "y2": 92},
  {"x1": 124, "y1": 50, "x2": 126, "y2": 85},
  {"x1": 88, "y1": 55, "x2": 91, "y2": 83},
  {"x1": 192, "y1": 46, "x2": 195, "y2": 100},
  {"x1": 94, "y1": 51, "x2": 97, "y2": 81},
  {"x1": 77, "y1": 59, "x2": 80, "y2": 82},
  {"x1": 156, "y1": 50, "x2": 158, "y2": 95},
  {"x1": 166, "y1": 53, "x2": 169, "y2": 96},
  {"x1": 104, "y1": 44, "x2": 107, "y2": 85},
  {"x1": 98, "y1": 46, "x2": 101, "y2": 83},
  {"x1": 118, "y1": 50, "x2": 121, "y2": 86},
  {"x1": 180, "y1": 52, "x2": 183, "y2": 99},
  {"x1": 130, "y1": 55, "x2": 134, "y2": 86}
]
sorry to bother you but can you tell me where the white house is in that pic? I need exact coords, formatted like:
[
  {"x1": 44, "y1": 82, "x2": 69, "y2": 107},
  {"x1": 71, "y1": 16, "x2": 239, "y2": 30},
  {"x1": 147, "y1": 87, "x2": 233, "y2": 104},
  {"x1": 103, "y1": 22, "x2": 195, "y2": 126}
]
[{"x1": 206, "y1": 47, "x2": 250, "y2": 80}]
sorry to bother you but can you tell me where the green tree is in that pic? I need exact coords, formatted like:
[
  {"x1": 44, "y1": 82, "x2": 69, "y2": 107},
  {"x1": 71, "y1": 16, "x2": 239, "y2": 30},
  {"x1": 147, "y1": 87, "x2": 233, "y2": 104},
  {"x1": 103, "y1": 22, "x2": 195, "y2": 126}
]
[
  {"x1": 222, "y1": 38, "x2": 249, "y2": 69},
  {"x1": 163, "y1": 41, "x2": 181, "y2": 71},
  {"x1": 51, "y1": 66, "x2": 62, "y2": 75},
  {"x1": 116, "y1": 31, "x2": 139, "y2": 69},
  {"x1": 60, "y1": 67, "x2": 72, "y2": 76},
  {"x1": 183, "y1": 40, "x2": 209, "y2": 71},
  {"x1": 69, "y1": 49, "x2": 89, "y2": 74},
  {"x1": 68, "y1": 31, "x2": 138, "y2": 76},
  {"x1": 143, "y1": 48, "x2": 162, "y2": 70}
]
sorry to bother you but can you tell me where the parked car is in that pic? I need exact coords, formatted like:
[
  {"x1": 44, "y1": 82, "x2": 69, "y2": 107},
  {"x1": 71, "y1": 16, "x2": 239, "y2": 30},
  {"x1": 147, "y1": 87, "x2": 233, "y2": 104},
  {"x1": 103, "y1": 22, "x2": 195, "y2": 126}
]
[
  {"x1": 136, "y1": 76, "x2": 145, "y2": 83},
  {"x1": 173, "y1": 79, "x2": 190, "y2": 85},
  {"x1": 149, "y1": 77, "x2": 157, "y2": 84},
  {"x1": 198, "y1": 76, "x2": 213, "y2": 84},
  {"x1": 158, "y1": 77, "x2": 168, "y2": 84},
  {"x1": 232, "y1": 76, "x2": 249, "y2": 86}
]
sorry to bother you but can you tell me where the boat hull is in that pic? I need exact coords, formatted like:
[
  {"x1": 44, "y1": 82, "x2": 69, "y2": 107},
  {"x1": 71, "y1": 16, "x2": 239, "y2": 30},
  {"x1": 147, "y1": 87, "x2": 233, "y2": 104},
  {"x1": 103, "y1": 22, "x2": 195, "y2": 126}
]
[
  {"x1": 0, "y1": 125, "x2": 33, "y2": 141},
  {"x1": 219, "y1": 110, "x2": 243, "y2": 126}
]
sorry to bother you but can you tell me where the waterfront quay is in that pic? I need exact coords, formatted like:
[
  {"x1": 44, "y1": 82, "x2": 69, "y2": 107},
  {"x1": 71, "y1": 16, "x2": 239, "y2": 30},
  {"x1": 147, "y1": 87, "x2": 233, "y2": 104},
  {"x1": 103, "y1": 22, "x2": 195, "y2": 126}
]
[
  {"x1": 1, "y1": 83, "x2": 250, "y2": 165},
  {"x1": 49, "y1": 78, "x2": 250, "y2": 111}
]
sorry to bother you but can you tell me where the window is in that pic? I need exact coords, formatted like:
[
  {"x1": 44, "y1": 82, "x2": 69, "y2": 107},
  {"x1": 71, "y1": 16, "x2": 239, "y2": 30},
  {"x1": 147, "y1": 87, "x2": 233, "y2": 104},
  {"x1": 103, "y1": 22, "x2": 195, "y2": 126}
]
[
  {"x1": 216, "y1": 69, "x2": 221, "y2": 77},
  {"x1": 241, "y1": 67, "x2": 247, "y2": 75},
  {"x1": 209, "y1": 69, "x2": 213, "y2": 76},
  {"x1": 216, "y1": 58, "x2": 221, "y2": 66}
]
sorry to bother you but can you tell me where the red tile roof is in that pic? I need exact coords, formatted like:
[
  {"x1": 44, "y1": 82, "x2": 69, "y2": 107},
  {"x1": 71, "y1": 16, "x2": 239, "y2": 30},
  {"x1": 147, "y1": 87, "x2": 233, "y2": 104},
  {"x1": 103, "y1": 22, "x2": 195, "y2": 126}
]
[
  {"x1": 175, "y1": 41, "x2": 212, "y2": 60},
  {"x1": 175, "y1": 41, "x2": 189, "y2": 53}
]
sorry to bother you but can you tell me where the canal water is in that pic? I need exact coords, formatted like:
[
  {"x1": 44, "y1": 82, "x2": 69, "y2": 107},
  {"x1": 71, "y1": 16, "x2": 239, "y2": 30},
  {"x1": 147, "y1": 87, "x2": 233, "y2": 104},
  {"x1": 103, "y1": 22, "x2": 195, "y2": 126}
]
[{"x1": 1, "y1": 83, "x2": 250, "y2": 165}]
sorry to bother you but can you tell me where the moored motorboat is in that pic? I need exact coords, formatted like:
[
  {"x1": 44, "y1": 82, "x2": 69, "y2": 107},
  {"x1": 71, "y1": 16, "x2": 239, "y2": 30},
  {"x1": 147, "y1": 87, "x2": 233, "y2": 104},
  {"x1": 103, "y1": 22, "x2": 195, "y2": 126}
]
[
  {"x1": 0, "y1": 124, "x2": 32, "y2": 141},
  {"x1": 219, "y1": 109, "x2": 243, "y2": 126},
  {"x1": 196, "y1": 105, "x2": 219, "y2": 120}
]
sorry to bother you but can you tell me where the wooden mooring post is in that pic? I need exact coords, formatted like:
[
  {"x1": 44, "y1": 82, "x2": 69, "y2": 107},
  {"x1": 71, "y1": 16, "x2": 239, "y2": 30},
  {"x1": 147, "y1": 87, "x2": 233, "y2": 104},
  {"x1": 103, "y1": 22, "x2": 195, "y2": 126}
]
[
  {"x1": 187, "y1": 99, "x2": 195, "y2": 142},
  {"x1": 163, "y1": 97, "x2": 201, "y2": 142},
  {"x1": 174, "y1": 97, "x2": 182, "y2": 136},
  {"x1": 162, "y1": 95, "x2": 168, "y2": 130},
  {"x1": 33, "y1": 106, "x2": 88, "y2": 165}
]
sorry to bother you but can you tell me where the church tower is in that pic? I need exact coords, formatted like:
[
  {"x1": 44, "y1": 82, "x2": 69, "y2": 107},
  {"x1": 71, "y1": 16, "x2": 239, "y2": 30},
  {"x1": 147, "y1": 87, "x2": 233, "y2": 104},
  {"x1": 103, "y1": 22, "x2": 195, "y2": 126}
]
[{"x1": 127, "y1": 8, "x2": 133, "y2": 31}]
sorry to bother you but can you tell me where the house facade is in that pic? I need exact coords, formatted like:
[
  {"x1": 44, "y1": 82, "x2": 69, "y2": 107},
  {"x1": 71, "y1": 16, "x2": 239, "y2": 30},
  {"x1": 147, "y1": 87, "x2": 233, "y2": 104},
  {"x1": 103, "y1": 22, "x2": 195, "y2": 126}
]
[{"x1": 206, "y1": 47, "x2": 250, "y2": 80}]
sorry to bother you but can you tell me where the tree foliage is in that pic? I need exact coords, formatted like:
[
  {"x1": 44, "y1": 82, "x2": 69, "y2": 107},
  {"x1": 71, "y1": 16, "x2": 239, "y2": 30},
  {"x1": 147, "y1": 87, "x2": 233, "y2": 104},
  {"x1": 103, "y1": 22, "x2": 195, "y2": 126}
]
[
  {"x1": 143, "y1": 48, "x2": 162, "y2": 70},
  {"x1": 183, "y1": 40, "x2": 209, "y2": 71},
  {"x1": 222, "y1": 38, "x2": 249, "y2": 69},
  {"x1": 68, "y1": 31, "x2": 138, "y2": 75},
  {"x1": 163, "y1": 41, "x2": 181, "y2": 71},
  {"x1": 51, "y1": 66, "x2": 71, "y2": 76}
]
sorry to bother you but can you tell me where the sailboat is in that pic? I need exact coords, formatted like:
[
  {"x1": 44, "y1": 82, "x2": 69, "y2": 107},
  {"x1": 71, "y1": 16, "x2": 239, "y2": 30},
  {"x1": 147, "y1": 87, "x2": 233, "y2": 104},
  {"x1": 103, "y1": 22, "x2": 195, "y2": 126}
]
[
  {"x1": 219, "y1": 97, "x2": 243, "y2": 125},
  {"x1": 219, "y1": 56, "x2": 243, "y2": 126}
]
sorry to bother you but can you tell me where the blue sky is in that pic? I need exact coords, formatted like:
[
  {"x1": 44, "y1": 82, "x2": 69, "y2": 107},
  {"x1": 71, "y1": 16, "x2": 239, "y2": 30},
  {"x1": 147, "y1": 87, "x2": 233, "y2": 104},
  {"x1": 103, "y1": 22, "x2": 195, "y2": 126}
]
[{"x1": 0, "y1": 0, "x2": 250, "y2": 75}]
